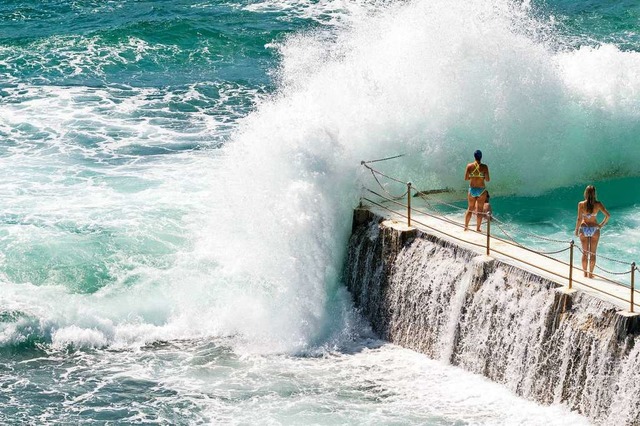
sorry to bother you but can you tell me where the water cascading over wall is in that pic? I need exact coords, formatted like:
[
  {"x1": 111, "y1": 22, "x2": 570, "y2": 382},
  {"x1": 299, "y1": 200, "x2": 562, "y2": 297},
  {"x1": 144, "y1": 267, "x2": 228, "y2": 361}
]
[{"x1": 345, "y1": 210, "x2": 640, "y2": 424}]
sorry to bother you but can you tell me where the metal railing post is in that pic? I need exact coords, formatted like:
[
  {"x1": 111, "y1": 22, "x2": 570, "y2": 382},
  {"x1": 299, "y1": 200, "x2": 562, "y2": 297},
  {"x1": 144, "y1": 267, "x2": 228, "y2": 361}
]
[
  {"x1": 407, "y1": 182, "x2": 412, "y2": 227},
  {"x1": 631, "y1": 262, "x2": 635, "y2": 313},
  {"x1": 569, "y1": 240, "x2": 574, "y2": 290},
  {"x1": 486, "y1": 213, "x2": 491, "y2": 255}
]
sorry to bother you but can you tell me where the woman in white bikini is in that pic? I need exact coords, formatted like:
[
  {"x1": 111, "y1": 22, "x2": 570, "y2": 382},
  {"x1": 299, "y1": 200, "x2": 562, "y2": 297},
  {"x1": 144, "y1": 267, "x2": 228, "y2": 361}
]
[
  {"x1": 464, "y1": 150, "x2": 490, "y2": 231},
  {"x1": 574, "y1": 185, "x2": 611, "y2": 278}
]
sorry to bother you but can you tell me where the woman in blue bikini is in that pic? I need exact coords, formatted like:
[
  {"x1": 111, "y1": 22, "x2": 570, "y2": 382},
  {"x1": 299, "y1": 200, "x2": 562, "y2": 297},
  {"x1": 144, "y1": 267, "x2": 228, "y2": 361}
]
[
  {"x1": 464, "y1": 150, "x2": 490, "y2": 231},
  {"x1": 574, "y1": 185, "x2": 610, "y2": 278}
]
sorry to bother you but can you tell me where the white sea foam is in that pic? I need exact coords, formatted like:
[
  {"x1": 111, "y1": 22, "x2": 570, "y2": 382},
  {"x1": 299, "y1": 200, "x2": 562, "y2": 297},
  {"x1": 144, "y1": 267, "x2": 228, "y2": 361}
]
[
  {"x1": 52, "y1": 325, "x2": 109, "y2": 349},
  {"x1": 557, "y1": 44, "x2": 640, "y2": 111},
  {"x1": 239, "y1": 0, "x2": 393, "y2": 26},
  {"x1": 196, "y1": 0, "x2": 640, "y2": 354},
  {"x1": 1, "y1": 0, "x2": 640, "y2": 355},
  {"x1": 0, "y1": 2, "x2": 630, "y2": 423}
]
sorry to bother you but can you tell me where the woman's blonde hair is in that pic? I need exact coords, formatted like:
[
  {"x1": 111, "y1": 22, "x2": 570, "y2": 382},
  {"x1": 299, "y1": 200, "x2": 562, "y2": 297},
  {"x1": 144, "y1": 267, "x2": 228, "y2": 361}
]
[{"x1": 584, "y1": 185, "x2": 597, "y2": 213}]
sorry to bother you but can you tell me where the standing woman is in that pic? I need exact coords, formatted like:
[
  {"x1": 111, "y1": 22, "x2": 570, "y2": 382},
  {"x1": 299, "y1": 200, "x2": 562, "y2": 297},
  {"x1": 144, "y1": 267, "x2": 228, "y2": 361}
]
[
  {"x1": 574, "y1": 185, "x2": 611, "y2": 278},
  {"x1": 464, "y1": 150, "x2": 490, "y2": 231}
]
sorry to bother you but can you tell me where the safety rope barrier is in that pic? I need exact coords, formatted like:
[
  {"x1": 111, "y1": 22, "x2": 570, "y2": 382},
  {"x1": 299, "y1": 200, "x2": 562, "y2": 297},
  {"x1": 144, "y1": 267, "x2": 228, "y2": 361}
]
[
  {"x1": 359, "y1": 159, "x2": 640, "y2": 312},
  {"x1": 410, "y1": 172, "x2": 573, "y2": 258},
  {"x1": 367, "y1": 168, "x2": 409, "y2": 200},
  {"x1": 492, "y1": 215, "x2": 572, "y2": 245},
  {"x1": 492, "y1": 219, "x2": 571, "y2": 256},
  {"x1": 361, "y1": 154, "x2": 405, "y2": 164},
  {"x1": 363, "y1": 196, "x2": 487, "y2": 250},
  {"x1": 575, "y1": 247, "x2": 633, "y2": 276},
  {"x1": 415, "y1": 189, "x2": 572, "y2": 245},
  {"x1": 361, "y1": 162, "x2": 407, "y2": 185},
  {"x1": 575, "y1": 245, "x2": 632, "y2": 266}
]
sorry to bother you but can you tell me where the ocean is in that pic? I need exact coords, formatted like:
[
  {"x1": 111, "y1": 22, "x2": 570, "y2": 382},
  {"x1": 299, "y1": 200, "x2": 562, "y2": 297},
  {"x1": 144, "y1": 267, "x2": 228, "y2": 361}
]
[{"x1": 0, "y1": 0, "x2": 638, "y2": 423}]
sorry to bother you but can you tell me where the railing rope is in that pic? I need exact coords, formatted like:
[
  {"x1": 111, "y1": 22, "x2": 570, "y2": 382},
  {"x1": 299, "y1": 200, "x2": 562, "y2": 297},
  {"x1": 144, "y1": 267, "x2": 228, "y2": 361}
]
[{"x1": 361, "y1": 154, "x2": 405, "y2": 164}]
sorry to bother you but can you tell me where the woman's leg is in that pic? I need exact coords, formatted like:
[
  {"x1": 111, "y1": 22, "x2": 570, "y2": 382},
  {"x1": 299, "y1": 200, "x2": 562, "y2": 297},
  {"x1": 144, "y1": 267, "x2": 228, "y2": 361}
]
[
  {"x1": 465, "y1": 192, "x2": 476, "y2": 231},
  {"x1": 588, "y1": 231, "x2": 601, "y2": 278},
  {"x1": 579, "y1": 234, "x2": 589, "y2": 277},
  {"x1": 475, "y1": 191, "x2": 488, "y2": 231}
]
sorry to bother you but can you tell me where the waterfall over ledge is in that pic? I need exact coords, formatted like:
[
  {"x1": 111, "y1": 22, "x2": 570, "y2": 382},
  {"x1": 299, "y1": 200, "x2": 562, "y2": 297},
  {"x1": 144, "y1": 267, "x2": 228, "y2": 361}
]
[{"x1": 345, "y1": 209, "x2": 640, "y2": 424}]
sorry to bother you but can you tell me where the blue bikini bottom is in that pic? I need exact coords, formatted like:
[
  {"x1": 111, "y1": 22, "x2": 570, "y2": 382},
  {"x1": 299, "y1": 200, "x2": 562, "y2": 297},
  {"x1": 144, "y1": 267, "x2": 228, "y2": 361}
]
[
  {"x1": 468, "y1": 187, "x2": 486, "y2": 198},
  {"x1": 581, "y1": 226, "x2": 599, "y2": 237}
]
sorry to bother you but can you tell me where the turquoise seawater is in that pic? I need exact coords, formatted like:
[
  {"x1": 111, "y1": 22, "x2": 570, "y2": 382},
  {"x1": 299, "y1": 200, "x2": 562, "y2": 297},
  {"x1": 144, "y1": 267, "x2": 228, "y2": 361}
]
[{"x1": 0, "y1": 0, "x2": 638, "y2": 423}]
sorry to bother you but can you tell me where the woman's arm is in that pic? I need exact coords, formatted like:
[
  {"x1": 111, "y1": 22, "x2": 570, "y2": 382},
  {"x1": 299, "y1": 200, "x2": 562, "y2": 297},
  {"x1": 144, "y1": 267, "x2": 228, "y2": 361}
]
[
  {"x1": 598, "y1": 202, "x2": 611, "y2": 227},
  {"x1": 484, "y1": 165, "x2": 490, "y2": 182},
  {"x1": 575, "y1": 203, "x2": 582, "y2": 236}
]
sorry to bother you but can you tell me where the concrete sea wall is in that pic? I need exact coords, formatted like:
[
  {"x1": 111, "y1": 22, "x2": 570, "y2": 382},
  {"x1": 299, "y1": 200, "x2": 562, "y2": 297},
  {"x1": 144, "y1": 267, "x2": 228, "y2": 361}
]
[{"x1": 345, "y1": 209, "x2": 640, "y2": 424}]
